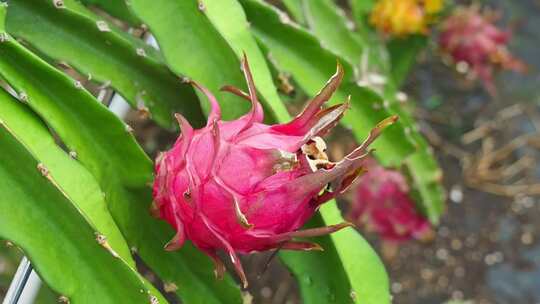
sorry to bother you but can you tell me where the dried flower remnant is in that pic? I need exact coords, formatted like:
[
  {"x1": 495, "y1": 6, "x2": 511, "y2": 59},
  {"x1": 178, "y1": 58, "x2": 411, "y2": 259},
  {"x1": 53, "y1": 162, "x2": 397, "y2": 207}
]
[
  {"x1": 348, "y1": 159, "x2": 432, "y2": 243},
  {"x1": 370, "y1": 0, "x2": 444, "y2": 37},
  {"x1": 439, "y1": 5, "x2": 526, "y2": 95},
  {"x1": 152, "y1": 55, "x2": 396, "y2": 287}
]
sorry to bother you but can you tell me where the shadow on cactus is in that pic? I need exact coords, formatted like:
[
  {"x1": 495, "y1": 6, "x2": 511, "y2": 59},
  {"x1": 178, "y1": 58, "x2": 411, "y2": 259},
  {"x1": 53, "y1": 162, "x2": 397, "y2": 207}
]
[{"x1": 152, "y1": 55, "x2": 397, "y2": 287}]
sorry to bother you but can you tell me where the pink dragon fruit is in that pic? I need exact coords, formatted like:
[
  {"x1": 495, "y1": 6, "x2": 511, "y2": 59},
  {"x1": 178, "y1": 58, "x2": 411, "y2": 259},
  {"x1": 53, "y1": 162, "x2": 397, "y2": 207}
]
[
  {"x1": 152, "y1": 55, "x2": 397, "y2": 287},
  {"x1": 439, "y1": 5, "x2": 526, "y2": 95},
  {"x1": 347, "y1": 159, "x2": 432, "y2": 243}
]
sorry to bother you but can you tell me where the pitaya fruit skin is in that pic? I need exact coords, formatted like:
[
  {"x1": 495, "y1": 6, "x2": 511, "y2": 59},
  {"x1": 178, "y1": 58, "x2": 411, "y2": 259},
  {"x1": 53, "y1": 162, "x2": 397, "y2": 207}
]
[
  {"x1": 370, "y1": 0, "x2": 443, "y2": 37},
  {"x1": 348, "y1": 160, "x2": 431, "y2": 243},
  {"x1": 439, "y1": 5, "x2": 526, "y2": 95},
  {"x1": 152, "y1": 55, "x2": 396, "y2": 287}
]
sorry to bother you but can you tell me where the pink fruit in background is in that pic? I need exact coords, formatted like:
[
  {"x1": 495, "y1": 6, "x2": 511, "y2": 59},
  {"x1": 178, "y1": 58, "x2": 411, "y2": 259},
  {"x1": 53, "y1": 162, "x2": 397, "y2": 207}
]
[
  {"x1": 348, "y1": 160, "x2": 432, "y2": 243},
  {"x1": 439, "y1": 5, "x2": 526, "y2": 95},
  {"x1": 152, "y1": 55, "x2": 397, "y2": 287}
]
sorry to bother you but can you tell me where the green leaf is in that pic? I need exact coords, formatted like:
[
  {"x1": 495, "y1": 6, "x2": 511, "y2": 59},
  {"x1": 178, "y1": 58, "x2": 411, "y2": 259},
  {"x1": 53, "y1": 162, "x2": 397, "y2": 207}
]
[
  {"x1": 300, "y1": 0, "x2": 420, "y2": 153},
  {"x1": 240, "y1": 0, "x2": 416, "y2": 167},
  {"x1": 130, "y1": 0, "x2": 250, "y2": 121},
  {"x1": 34, "y1": 284, "x2": 59, "y2": 304},
  {"x1": 202, "y1": 0, "x2": 290, "y2": 121},
  {"x1": 377, "y1": 68, "x2": 445, "y2": 224},
  {"x1": 349, "y1": 0, "x2": 375, "y2": 31},
  {"x1": 79, "y1": 0, "x2": 142, "y2": 26},
  {"x1": 319, "y1": 203, "x2": 390, "y2": 304},
  {"x1": 348, "y1": 0, "x2": 390, "y2": 74},
  {"x1": 0, "y1": 41, "x2": 152, "y2": 189},
  {"x1": 0, "y1": 118, "x2": 162, "y2": 304},
  {"x1": 302, "y1": 0, "x2": 365, "y2": 66},
  {"x1": 282, "y1": 0, "x2": 307, "y2": 25},
  {"x1": 281, "y1": 205, "x2": 390, "y2": 304},
  {"x1": 0, "y1": 89, "x2": 134, "y2": 268},
  {"x1": 5, "y1": 0, "x2": 204, "y2": 128},
  {"x1": 0, "y1": 29, "x2": 242, "y2": 304},
  {"x1": 406, "y1": 139, "x2": 446, "y2": 224},
  {"x1": 380, "y1": 79, "x2": 445, "y2": 224},
  {"x1": 387, "y1": 35, "x2": 427, "y2": 87},
  {"x1": 279, "y1": 214, "x2": 355, "y2": 304},
  {"x1": 308, "y1": 0, "x2": 445, "y2": 224},
  {"x1": 382, "y1": 84, "x2": 446, "y2": 224}
]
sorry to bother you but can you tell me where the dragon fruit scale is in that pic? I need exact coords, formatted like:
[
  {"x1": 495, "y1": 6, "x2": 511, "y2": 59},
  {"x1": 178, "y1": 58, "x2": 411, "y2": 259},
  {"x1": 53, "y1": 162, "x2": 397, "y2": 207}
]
[{"x1": 152, "y1": 55, "x2": 397, "y2": 287}]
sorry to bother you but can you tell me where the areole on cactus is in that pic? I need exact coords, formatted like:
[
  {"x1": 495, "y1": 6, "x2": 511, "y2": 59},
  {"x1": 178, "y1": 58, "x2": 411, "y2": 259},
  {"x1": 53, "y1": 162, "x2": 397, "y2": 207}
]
[{"x1": 152, "y1": 54, "x2": 397, "y2": 287}]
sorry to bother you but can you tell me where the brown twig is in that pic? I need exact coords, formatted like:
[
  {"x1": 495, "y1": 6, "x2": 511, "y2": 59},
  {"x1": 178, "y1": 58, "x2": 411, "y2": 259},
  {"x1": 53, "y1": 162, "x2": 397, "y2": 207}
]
[{"x1": 420, "y1": 104, "x2": 540, "y2": 197}]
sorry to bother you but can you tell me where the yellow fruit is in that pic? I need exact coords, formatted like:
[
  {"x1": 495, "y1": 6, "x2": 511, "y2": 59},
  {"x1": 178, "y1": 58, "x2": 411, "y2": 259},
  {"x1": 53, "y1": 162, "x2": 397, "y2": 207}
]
[{"x1": 370, "y1": 0, "x2": 443, "y2": 37}]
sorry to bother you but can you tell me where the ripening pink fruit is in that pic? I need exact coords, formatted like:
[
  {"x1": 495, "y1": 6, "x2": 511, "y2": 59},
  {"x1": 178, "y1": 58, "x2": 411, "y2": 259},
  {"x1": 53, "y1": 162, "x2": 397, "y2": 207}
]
[
  {"x1": 348, "y1": 160, "x2": 431, "y2": 243},
  {"x1": 152, "y1": 55, "x2": 396, "y2": 287},
  {"x1": 439, "y1": 5, "x2": 526, "y2": 95}
]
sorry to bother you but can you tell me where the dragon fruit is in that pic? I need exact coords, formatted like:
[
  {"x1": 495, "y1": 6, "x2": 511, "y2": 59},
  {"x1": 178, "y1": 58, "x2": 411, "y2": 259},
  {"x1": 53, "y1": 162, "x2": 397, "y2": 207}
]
[
  {"x1": 370, "y1": 0, "x2": 443, "y2": 37},
  {"x1": 347, "y1": 160, "x2": 431, "y2": 243},
  {"x1": 439, "y1": 5, "x2": 526, "y2": 95},
  {"x1": 152, "y1": 55, "x2": 396, "y2": 287}
]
